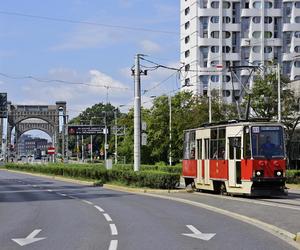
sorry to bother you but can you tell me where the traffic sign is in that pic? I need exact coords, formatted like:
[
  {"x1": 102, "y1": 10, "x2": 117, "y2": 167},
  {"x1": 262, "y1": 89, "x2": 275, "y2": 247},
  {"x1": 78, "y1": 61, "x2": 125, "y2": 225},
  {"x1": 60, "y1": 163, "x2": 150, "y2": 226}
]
[
  {"x1": 47, "y1": 147, "x2": 55, "y2": 155},
  {"x1": 68, "y1": 125, "x2": 105, "y2": 135}
]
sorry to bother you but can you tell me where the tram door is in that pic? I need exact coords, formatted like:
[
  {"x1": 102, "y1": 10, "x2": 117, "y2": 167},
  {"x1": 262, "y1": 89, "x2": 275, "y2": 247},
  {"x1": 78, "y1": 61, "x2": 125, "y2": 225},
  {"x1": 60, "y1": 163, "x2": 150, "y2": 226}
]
[{"x1": 228, "y1": 137, "x2": 242, "y2": 187}]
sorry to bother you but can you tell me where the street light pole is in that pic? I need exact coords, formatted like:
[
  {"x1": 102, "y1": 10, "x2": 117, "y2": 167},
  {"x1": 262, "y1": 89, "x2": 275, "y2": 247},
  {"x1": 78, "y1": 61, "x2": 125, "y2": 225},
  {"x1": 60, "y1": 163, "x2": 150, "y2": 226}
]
[
  {"x1": 169, "y1": 95, "x2": 172, "y2": 166},
  {"x1": 277, "y1": 63, "x2": 281, "y2": 123},
  {"x1": 90, "y1": 120, "x2": 93, "y2": 162},
  {"x1": 114, "y1": 109, "x2": 118, "y2": 164},
  {"x1": 104, "y1": 111, "x2": 107, "y2": 165}
]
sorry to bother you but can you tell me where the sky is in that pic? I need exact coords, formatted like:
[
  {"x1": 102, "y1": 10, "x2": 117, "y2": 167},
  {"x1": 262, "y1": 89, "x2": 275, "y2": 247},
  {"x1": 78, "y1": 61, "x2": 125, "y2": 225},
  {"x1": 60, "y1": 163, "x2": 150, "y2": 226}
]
[{"x1": 0, "y1": 0, "x2": 180, "y2": 122}]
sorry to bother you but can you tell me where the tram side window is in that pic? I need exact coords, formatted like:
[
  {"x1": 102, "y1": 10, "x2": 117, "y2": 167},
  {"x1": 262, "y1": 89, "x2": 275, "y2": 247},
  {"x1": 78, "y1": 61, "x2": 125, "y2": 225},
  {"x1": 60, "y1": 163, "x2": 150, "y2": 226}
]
[
  {"x1": 183, "y1": 130, "x2": 196, "y2": 159},
  {"x1": 244, "y1": 127, "x2": 251, "y2": 159},
  {"x1": 210, "y1": 128, "x2": 226, "y2": 159},
  {"x1": 229, "y1": 137, "x2": 241, "y2": 159},
  {"x1": 204, "y1": 138, "x2": 210, "y2": 159},
  {"x1": 197, "y1": 139, "x2": 202, "y2": 159}
]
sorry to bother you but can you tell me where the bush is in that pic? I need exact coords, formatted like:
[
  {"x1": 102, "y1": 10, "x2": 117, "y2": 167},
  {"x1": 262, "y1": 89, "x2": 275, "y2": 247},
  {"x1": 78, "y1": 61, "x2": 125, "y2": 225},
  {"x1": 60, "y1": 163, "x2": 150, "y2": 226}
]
[
  {"x1": 286, "y1": 170, "x2": 300, "y2": 184},
  {"x1": 4, "y1": 163, "x2": 180, "y2": 189}
]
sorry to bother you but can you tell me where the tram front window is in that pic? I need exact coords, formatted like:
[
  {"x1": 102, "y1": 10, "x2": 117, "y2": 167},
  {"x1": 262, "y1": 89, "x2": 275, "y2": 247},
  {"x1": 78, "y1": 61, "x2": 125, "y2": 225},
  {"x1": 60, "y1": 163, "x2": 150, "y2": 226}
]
[{"x1": 251, "y1": 126, "x2": 284, "y2": 158}]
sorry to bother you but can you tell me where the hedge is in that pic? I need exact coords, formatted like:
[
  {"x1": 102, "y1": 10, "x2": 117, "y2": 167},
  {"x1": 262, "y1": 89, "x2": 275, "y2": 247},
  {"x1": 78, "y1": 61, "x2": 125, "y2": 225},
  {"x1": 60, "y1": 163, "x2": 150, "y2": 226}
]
[
  {"x1": 4, "y1": 163, "x2": 180, "y2": 189},
  {"x1": 286, "y1": 170, "x2": 300, "y2": 184}
]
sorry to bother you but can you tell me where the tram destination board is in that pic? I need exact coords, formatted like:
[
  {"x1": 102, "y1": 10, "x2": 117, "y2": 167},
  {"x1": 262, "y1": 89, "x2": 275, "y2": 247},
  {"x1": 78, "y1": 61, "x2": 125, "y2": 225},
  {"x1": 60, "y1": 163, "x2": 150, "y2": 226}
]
[{"x1": 68, "y1": 125, "x2": 104, "y2": 135}]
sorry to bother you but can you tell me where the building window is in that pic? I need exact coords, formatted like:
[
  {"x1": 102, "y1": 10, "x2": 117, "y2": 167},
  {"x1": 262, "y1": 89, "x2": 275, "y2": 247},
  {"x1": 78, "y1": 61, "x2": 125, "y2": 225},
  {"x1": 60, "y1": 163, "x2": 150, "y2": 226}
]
[
  {"x1": 264, "y1": 31, "x2": 272, "y2": 38},
  {"x1": 264, "y1": 46, "x2": 272, "y2": 53},
  {"x1": 295, "y1": 46, "x2": 300, "y2": 53},
  {"x1": 185, "y1": 21, "x2": 190, "y2": 29},
  {"x1": 294, "y1": 61, "x2": 300, "y2": 68},
  {"x1": 223, "y1": 90, "x2": 231, "y2": 97},
  {"x1": 185, "y1": 50, "x2": 190, "y2": 58},
  {"x1": 211, "y1": 46, "x2": 219, "y2": 53},
  {"x1": 296, "y1": 2, "x2": 300, "y2": 8},
  {"x1": 222, "y1": 46, "x2": 231, "y2": 53},
  {"x1": 211, "y1": 16, "x2": 219, "y2": 23},
  {"x1": 185, "y1": 7, "x2": 190, "y2": 15},
  {"x1": 296, "y1": 17, "x2": 300, "y2": 23},
  {"x1": 252, "y1": 31, "x2": 261, "y2": 38},
  {"x1": 211, "y1": 31, "x2": 219, "y2": 38},
  {"x1": 223, "y1": 1, "x2": 231, "y2": 9},
  {"x1": 211, "y1": 1, "x2": 219, "y2": 8},
  {"x1": 253, "y1": 1, "x2": 262, "y2": 8},
  {"x1": 185, "y1": 64, "x2": 190, "y2": 72},
  {"x1": 184, "y1": 78, "x2": 190, "y2": 85},
  {"x1": 265, "y1": 1, "x2": 273, "y2": 8},
  {"x1": 185, "y1": 36, "x2": 190, "y2": 44},
  {"x1": 223, "y1": 16, "x2": 231, "y2": 23},
  {"x1": 223, "y1": 31, "x2": 231, "y2": 38},
  {"x1": 200, "y1": 75, "x2": 209, "y2": 89},
  {"x1": 294, "y1": 75, "x2": 300, "y2": 80},
  {"x1": 295, "y1": 31, "x2": 300, "y2": 38},
  {"x1": 252, "y1": 16, "x2": 261, "y2": 23},
  {"x1": 223, "y1": 75, "x2": 231, "y2": 82},
  {"x1": 264, "y1": 17, "x2": 272, "y2": 24},
  {"x1": 211, "y1": 75, "x2": 219, "y2": 82}
]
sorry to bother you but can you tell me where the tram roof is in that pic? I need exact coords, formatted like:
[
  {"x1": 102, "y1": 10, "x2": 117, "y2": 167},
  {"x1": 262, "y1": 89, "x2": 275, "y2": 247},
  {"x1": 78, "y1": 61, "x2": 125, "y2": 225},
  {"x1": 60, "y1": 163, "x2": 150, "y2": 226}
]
[{"x1": 184, "y1": 119, "x2": 283, "y2": 132}]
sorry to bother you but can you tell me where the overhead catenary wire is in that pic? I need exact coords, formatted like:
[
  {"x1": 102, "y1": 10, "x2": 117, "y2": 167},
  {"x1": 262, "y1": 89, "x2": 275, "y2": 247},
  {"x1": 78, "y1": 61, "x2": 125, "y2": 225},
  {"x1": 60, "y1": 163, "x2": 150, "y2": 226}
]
[
  {"x1": 0, "y1": 72, "x2": 131, "y2": 91},
  {"x1": 0, "y1": 10, "x2": 178, "y2": 35}
]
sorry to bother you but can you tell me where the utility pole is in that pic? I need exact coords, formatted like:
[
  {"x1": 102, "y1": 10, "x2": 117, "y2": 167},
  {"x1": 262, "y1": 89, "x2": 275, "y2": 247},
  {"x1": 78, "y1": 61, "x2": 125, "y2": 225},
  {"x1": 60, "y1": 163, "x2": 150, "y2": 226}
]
[
  {"x1": 277, "y1": 63, "x2": 281, "y2": 123},
  {"x1": 81, "y1": 134, "x2": 84, "y2": 162},
  {"x1": 104, "y1": 111, "x2": 108, "y2": 165},
  {"x1": 114, "y1": 109, "x2": 118, "y2": 164},
  {"x1": 169, "y1": 95, "x2": 172, "y2": 166},
  {"x1": 134, "y1": 54, "x2": 142, "y2": 172}
]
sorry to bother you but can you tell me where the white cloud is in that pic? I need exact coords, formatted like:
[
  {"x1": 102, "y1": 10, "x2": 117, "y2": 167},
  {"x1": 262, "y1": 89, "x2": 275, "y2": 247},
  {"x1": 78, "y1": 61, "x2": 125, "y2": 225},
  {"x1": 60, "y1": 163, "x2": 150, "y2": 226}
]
[
  {"x1": 19, "y1": 68, "x2": 132, "y2": 118},
  {"x1": 140, "y1": 40, "x2": 162, "y2": 54}
]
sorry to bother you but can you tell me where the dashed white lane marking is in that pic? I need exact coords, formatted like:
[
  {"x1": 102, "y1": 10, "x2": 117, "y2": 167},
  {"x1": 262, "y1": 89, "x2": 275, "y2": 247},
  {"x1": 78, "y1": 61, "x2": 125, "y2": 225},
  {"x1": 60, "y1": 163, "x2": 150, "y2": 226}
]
[
  {"x1": 32, "y1": 185, "x2": 37, "y2": 187},
  {"x1": 109, "y1": 224, "x2": 118, "y2": 236},
  {"x1": 67, "y1": 195, "x2": 77, "y2": 199},
  {"x1": 94, "y1": 205, "x2": 105, "y2": 212},
  {"x1": 60, "y1": 193, "x2": 67, "y2": 196},
  {"x1": 108, "y1": 240, "x2": 118, "y2": 250},
  {"x1": 82, "y1": 200, "x2": 93, "y2": 205},
  {"x1": 47, "y1": 189, "x2": 53, "y2": 192},
  {"x1": 103, "y1": 213, "x2": 112, "y2": 222}
]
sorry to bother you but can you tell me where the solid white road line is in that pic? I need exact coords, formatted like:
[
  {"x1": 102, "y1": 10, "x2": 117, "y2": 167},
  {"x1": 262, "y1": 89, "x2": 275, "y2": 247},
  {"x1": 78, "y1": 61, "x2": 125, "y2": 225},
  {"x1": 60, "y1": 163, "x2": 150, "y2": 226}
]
[
  {"x1": 108, "y1": 240, "x2": 118, "y2": 250},
  {"x1": 67, "y1": 195, "x2": 77, "y2": 199},
  {"x1": 94, "y1": 205, "x2": 105, "y2": 212},
  {"x1": 82, "y1": 200, "x2": 93, "y2": 205},
  {"x1": 109, "y1": 224, "x2": 118, "y2": 236},
  {"x1": 103, "y1": 213, "x2": 112, "y2": 222}
]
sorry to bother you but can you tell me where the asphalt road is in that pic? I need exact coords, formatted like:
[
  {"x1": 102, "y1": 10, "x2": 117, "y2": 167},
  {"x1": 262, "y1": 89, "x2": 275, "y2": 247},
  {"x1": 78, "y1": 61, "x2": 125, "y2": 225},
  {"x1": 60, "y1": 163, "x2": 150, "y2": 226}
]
[{"x1": 0, "y1": 170, "x2": 297, "y2": 250}]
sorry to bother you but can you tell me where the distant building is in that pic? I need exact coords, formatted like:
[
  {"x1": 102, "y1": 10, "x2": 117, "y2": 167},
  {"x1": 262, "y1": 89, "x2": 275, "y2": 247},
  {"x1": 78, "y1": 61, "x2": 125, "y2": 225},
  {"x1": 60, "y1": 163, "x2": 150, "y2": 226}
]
[
  {"x1": 180, "y1": 0, "x2": 300, "y2": 102},
  {"x1": 18, "y1": 135, "x2": 50, "y2": 156}
]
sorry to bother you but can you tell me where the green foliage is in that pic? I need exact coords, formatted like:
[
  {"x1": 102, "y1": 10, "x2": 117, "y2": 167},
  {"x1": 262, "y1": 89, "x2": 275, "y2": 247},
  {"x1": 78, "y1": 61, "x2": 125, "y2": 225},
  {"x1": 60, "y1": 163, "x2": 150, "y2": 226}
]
[
  {"x1": 246, "y1": 68, "x2": 295, "y2": 120},
  {"x1": 286, "y1": 170, "x2": 300, "y2": 184},
  {"x1": 5, "y1": 163, "x2": 180, "y2": 189}
]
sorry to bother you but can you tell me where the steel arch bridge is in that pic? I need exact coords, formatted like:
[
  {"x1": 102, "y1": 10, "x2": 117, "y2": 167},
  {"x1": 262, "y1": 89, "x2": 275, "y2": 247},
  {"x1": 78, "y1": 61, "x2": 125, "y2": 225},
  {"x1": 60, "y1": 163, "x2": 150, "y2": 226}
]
[{"x1": 5, "y1": 101, "x2": 67, "y2": 159}]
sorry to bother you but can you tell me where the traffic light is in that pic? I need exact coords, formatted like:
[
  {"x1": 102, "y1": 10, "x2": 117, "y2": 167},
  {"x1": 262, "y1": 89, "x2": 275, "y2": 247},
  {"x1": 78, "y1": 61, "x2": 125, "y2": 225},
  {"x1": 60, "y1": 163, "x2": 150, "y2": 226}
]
[{"x1": 0, "y1": 93, "x2": 7, "y2": 118}]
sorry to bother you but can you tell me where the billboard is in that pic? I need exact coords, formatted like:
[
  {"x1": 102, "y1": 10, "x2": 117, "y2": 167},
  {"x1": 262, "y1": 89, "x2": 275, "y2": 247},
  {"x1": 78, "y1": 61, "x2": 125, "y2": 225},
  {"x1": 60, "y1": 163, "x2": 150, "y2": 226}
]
[{"x1": 68, "y1": 125, "x2": 105, "y2": 135}]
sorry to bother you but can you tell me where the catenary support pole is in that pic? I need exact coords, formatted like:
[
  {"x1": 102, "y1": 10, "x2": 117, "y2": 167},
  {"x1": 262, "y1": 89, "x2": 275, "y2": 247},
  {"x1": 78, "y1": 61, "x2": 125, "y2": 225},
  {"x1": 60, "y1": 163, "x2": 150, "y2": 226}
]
[
  {"x1": 169, "y1": 94, "x2": 172, "y2": 166},
  {"x1": 134, "y1": 54, "x2": 141, "y2": 171}
]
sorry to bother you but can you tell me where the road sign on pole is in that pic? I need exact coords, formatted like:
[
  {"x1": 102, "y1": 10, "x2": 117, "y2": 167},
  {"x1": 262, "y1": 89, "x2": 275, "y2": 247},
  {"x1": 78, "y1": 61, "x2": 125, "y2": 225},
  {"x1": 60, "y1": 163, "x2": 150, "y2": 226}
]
[
  {"x1": 68, "y1": 125, "x2": 105, "y2": 135},
  {"x1": 47, "y1": 147, "x2": 55, "y2": 155}
]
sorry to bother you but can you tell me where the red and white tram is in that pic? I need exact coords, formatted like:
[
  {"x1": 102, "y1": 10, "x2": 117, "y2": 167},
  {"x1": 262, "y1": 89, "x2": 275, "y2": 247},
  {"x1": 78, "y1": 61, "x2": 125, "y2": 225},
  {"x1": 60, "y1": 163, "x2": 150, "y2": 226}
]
[{"x1": 182, "y1": 121, "x2": 287, "y2": 196}]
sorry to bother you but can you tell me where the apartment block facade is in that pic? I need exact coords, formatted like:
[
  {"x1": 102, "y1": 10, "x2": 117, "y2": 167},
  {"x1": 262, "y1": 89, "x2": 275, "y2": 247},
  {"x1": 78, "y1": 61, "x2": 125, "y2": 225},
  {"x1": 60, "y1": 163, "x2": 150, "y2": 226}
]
[{"x1": 180, "y1": 0, "x2": 300, "y2": 102}]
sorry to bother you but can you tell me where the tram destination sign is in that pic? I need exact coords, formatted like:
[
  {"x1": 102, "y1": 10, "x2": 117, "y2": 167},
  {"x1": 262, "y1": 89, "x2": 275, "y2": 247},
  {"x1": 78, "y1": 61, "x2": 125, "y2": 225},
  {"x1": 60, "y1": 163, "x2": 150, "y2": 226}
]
[{"x1": 68, "y1": 125, "x2": 104, "y2": 135}]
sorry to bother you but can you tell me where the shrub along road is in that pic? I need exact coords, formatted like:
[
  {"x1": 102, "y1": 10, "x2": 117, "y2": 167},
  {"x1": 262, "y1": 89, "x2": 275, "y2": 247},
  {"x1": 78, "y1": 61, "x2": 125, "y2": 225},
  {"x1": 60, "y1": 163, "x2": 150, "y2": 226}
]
[{"x1": 0, "y1": 170, "x2": 298, "y2": 250}]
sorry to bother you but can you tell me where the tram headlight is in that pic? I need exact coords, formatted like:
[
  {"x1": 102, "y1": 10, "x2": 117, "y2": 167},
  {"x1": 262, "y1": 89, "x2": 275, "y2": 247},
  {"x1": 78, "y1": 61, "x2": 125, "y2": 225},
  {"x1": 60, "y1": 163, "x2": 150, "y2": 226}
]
[
  {"x1": 275, "y1": 170, "x2": 283, "y2": 177},
  {"x1": 255, "y1": 170, "x2": 264, "y2": 177}
]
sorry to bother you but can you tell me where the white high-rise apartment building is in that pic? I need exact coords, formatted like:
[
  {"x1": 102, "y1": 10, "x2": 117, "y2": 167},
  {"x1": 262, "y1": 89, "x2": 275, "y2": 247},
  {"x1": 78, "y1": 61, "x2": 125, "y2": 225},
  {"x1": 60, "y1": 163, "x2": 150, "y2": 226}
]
[{"x1": 180, "y1": 0, "x2": 300, "y2": 102}]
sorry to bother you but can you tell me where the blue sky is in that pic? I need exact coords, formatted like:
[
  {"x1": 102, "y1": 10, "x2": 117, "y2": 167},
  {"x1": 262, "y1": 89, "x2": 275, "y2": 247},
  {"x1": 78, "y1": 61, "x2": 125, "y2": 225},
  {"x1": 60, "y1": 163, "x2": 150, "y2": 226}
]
[{"x1": 0, "y1": 0, "x2": 180, "y2": 119}]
